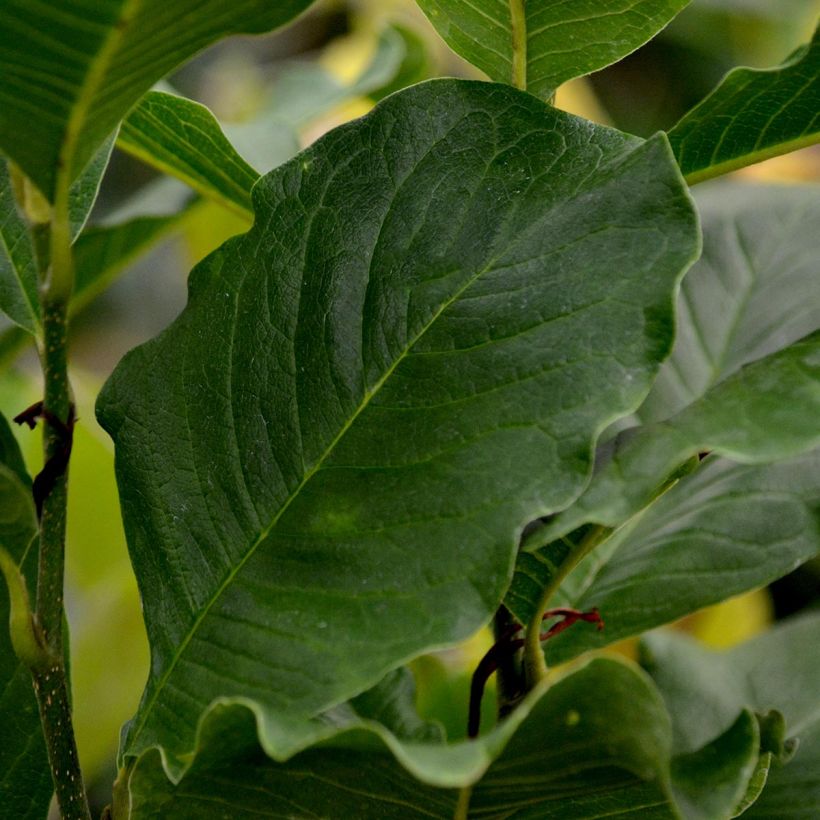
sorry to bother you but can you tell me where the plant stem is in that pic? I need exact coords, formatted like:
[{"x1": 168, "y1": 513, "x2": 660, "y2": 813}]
[
  {"x1": 493, "y1": 605, "x2": 523, "y2": 718},
  {"x1": 509, "y1": 0, "x2": 527, "y2": 90},
  {"x1": 522, "y1": 526, "x2": 609, "y2": 689},
  {"x1": 454, "y1": 786, "x2": 472, "y2": 820}
]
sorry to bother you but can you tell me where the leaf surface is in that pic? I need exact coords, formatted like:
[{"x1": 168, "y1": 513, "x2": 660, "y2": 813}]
[
  {"x1": 119, "y1": 93, "x2": 260, "y2": 218},
  {"x1": 0, "y1": 161, "x2": 39, "y2": 335},
  {"x1": 0, "y1": 0, "x2": 316, "y2": 200},
  {"x1": 643, "y1": 612, "x2": 820, "y2": 817},
  {"x1": 640, "y1": 182, "x2": 820, "y2": 424},
  {"x1": 669, "y1": 26, "x2": 820, "y2": 184},
  {"x1": 125, "y1": 658, "x2": 679, "y2": 819},
  {"x1": 415, "y1": 0, "x2": 690, "y2": 98},
  {"x1": 538, "y1": 331, "x2": 820, "y2": 541},
  {"x1": 97, "y1": 79, "x2": 699, "y2": 769},
  {"x1": 0, "y1": 413, "x2": 51, "y2": 819},
  {"x1": 534, "y1": 450, "x2": 820, "y2": 660}
]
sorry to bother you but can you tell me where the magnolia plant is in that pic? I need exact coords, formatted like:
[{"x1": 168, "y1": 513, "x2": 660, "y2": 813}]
[{"x1": 0, "y1": 2, "x2": 819, "y2": 818}]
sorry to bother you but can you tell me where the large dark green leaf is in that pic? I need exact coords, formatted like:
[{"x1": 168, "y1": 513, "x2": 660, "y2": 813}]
[
  {"x1": 538, "y1": 331, "x2": 820, "y2": 541},
  {"x1": 643, "y1": 613, "x2": 820, "y2": 817},
  {"x1": 0, "y1": 0, "x2": 316, "y2": 200},
  {"x1": 0, "y1": 161, "x2": 39, "y2": 335},
  {"x1": 124, "y1": 658, "x2": 679, "y2": 819},
  {"x1": 0, "y1": 414, "x2": 51, "y2": 819},
  {"x1": 415, "y1": 0, "x2": 690, "y2": 98},
  {"x1": 532, "y1": 450, "x2": 820, "y2": 661},
  {"x1": 640, "y1": 183, "x2": 820, "y2": 424},
  {"x1": 97, "y1": 79, "x2": 699, "y2": 770},
  {"x1": 669, "y1": 26, "x2": 820, "y2": 184},
  {"x1": 119, "y1": 93, "x2": 260, "y2": 218}
]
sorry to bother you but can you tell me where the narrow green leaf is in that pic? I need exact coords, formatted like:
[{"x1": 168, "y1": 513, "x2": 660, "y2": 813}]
[
  {"x1": 538, "y1": 331, "x2": 820, "y2": 541},
  {"x1": 68, "y1": 131, "x2": 117, "y2": 239},
  {"x1": 0, "y1": 161, "x2": 39, "y2": 335},
  {"x1": 640, "y1": 182, "x2": 820, "y2": 425},
  {"x1": 670, "y1": 26, "x2": 820, "y2": 185},
  {"x1": 670, "y1": 710, "x2": 760, "y2": 820},
  {"x1": 0, "y1": 416, "x2": 51, "y2": 819},
  {"x1": 415, "y1": 0, "x2": 691, "y2": 98},
  {"x1": 119, "y1": 93, "x2": 260, "y2": 218},
  {"x1": 538, "y1": 450, "x2": 820, "y2": 661},
  {"x1": 0, "y1": 0, "x2": 317, "y2": 201},
  {"x1": 642, "y1": 613, "x2": 820, "y2": 817},
  {"x1": 124, "y1": 658, "x2": 679, "y2": 819},
  {"x1": 97, "y1": 79, "x2": 699, "y2": 770}
]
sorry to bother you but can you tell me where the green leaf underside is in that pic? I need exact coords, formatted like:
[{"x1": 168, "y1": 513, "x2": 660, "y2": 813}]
[
  {"x1": 69, "y1": 130, "x2": 117, "y2": 239},
  {"x1": 0, "y1": 0, "x2": 316, "y2": 200},
  {"x1": 97, "y1": 79, "x2": 698, "y2": 768},
  {"x1": 538, "y1": 330, "x2": 820, "y2": 542},
  {"x1": 119, "y1": 92, "x2": 260, "y2": 218},
  {"x1": 526, "y1": 449, "x2": 820, "y2": 660},
  {"x1": 415, "y1": 0, "x2": 690, "y2": 99},
  {"x1": 641, "y1": 182, "x2": 820, "y2": 425},
  {"x1": 670, "y1": 26, "x2": 820, "y2": 184},
  {"x1": 126, "y1": 658, "x2": 678, "y2": 819},
  {"x1": 0, "y1": 417, "x2": 51, "y2": 819},
  {"x1": 0, "y1": 161, "x2": 39, "y2": 335},
  {"x1": 670, "y1": 711, "x2": 759, "y2": 820},
  {"x1": 643, "y1": 613, "x2": 820, "y2": 818}
]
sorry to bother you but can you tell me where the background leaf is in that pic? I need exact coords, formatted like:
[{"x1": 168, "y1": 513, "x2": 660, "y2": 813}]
[
  {"x1": 415, "y1": 0, "x2": 690, "y2": 98},
  {"x1": 0, "y1": 413, "x2": 51, "y2": 819},
  {"x1": 642, "y1": 613, "x2": 820, "y2": 817},
  {"x1": 669, "y1": 26, "x2": 820, "y2": 184},
  {"x1": 0, "y1": 161, "x2": 39, "y2": 335},
  {"x1": 0, "y1": 0, "x2": 317, "y2": 200},
  {"x1": 124, "y1": 658, "x2": 680, "y2": 819},
  {"x1": 97, "y1": 79, "x2": 698, "y2": 772},
  {"x1": 119, "y1": 93, "x2": 259, "y2": 218},
  {"x1": 524, "y1": 450, "x2": 820, "y2": 660}
]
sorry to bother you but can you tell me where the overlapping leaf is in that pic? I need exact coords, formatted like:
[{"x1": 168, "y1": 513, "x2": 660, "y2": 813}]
[
  {"x1": 124, "y1": 658, "x2": 680, "y2": 819},
  {"x1": 0, "y1": 0, "x2": 316, "y2": 200},
  {"x1": 643, "y1": 612, "x2": 820, "y2": 817},
  {"x1": 119, "y1": 94, "x2": 259, "y2": 218},
  {"x1": 0, "y1": 413, "x2": 51, "y2": 819},
  {"x1": 98, "y1": 79, "x2": 698, "y2": 769},
  {"x1": 669, "y1": 25, "x2": 820, "y2": 184},
  {"x1": 415, "y1": 0, "x2": 690, "y2": 98},
  {"x1": 519, "y1": 449, "x2": 820, "y2": 660}
]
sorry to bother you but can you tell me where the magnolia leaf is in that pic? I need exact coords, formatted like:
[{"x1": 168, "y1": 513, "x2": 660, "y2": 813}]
[
  {"x1": 642, "y1": 613, "x2": 820, "y2": 817},
  {"x1": 538, "y1": 331, "x2": 820, "y2": 542},
  {"x1": 119, "y1": 93, "x2": 260, "y2": 218},
  {"x1": 536, "y1": 450, "x2": 820, "y2": 661},
  {"x1": 0, "y1": 161, "x2": 39, "y2": 335},
  {"x1": 68, "y1": 131, "x2": 117, "y2": 240},
  {"x1": 669, "y1": 26, "x2": 820, "y2": 184},
  {"x1": 640, "y1": 183, "x2": 820, "y2": 424},
  {"x1": 0, "y1": 414, "x2": 51, "y2": 819},
  {"x1": 670, "y1": 710, "x2": 760, "y2": 820},
  {"x1": 124, "y1": 658, "x2": 679, "y2": 819},
  {"x1": 415, "y1": 0, "x2": 690, "y2": 99},
  {"x1": 97, "y1": 79, "x2": 699, "y2": 770},
  {"x1": 0, "y1": 0, "x2": 316, "y2": 200}
]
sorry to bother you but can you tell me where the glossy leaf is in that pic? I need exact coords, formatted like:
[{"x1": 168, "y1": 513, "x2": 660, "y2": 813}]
[
  {"x1": 669, "y1": 26, "x2": 820, "y2": 184},
  {"x1": 0, "y1": 414, "x2": 51, "y2": 819},
  {"x1": 0, "y1": 0, "x2": 316, "y2": 200},
  {"x1": 124, "y1": 658, "x2": 679, "y2": 819},
  {"x1": 0, "y1": 161, "x2": 39, "y2": 335},
  {"x1": 640, "y1": 183, "x2": 820, "y2": 425},
  {"x1": 68, "y1": 131, "x2": 117, "y2": 240},
  {"x1": 119, "y1": 93, "x2": 260, "y2": 218},
  {"x1": 642, "y1": 613, "x2": 820, "y2": 817},
  {"x1": 538, "y1": 331, "x2": 820, "y2": 541},
  {"x1": 415, "y1": 0, "x2": 690, "y2": 99},
  {"x1": 97, "y1": 79, "x2": 699, "y2": 770},
  {"x1": 537, "y1": 450, "x2": 820, "y2": 661}
]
